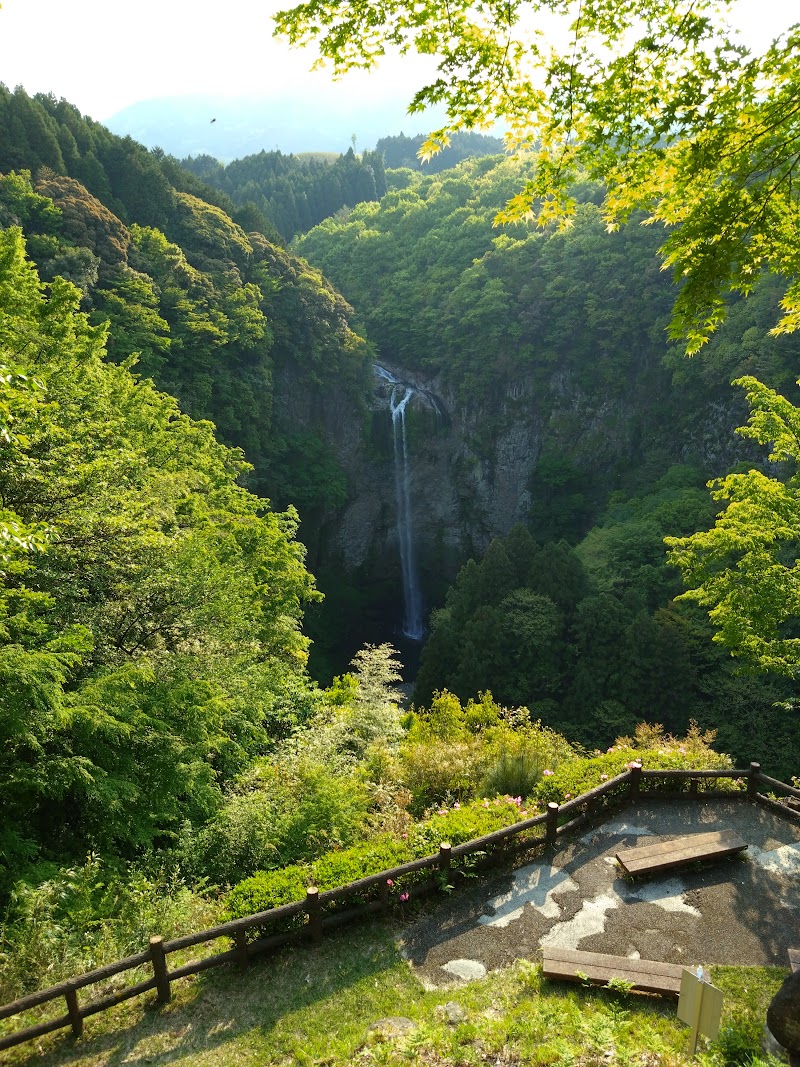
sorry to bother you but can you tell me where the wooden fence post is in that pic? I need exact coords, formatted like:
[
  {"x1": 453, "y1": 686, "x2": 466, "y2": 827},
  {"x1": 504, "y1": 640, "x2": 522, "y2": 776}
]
[
  {"x1": 546, "y1": 802, "x2": 559, "y2": 844},
  {"x1": 439, "y1": 841, "x2": 452, "y2": 876},
  {"x1": 748, "y1": 761, "x2": 761, "y2": 798},
  {"x1": 149, "y1": 936, "x2": 171, "y2": 1004},
  {"x1": 306, "y1": 886, "x2": 322, "y2": 943},
  {"x1": 234, "y1": 929, "x2": 249, "y2": 969},
  {"x1": 64, "y1": 980, "x2": 83, "y2": 1038},
  {"x1": 628, "y1": 762, "x2": 642, "y2": 800}
]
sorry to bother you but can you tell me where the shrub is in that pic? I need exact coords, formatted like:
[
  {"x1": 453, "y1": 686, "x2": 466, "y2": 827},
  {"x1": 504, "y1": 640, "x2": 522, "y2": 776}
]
[
  {"x1": 535, "y1": 724, "x2": 734, "y2": 806},
  {"x1": 223, "y1": 864, "x2": 309, "y2": 928},
  {"x1": 401, "y1": 696, "x2": 576, "y2": 813},
  {"x1": 408, "y1": 796, "x2": 532, "y2": 854},
  {"x1": 337, "y1": 643, "x2": 405, "y2": 756},
  {"x1": 480, "y1": 718, "x2": 575, "y2": 800},
  {"x1": 224, "y1": 795, "x2": 534, "y2": 923},
  {"x1": 183, "y1": 758, "x2": 370, "y2": 884},
  {"x1": 400, "y1": 738, "x2": 489, "y2": 813},
  {"x1": 224, "y1": 839, "x2": 418, "y2": 925},
  {"x1": 482, "y1": 749, "x2": 546, "y2": 799},
  {"x1": 405, "y1": 690, "x2": 472, "y2": 742},
  {"x1": 463, "y1": 692, "x2": 503, "y2": 732},
  {"x1": 0, "y1": 855, "x2": 217, "y2": 1001},
  {"x1": 312, "y1": 835, "x2": 414, "y2": 898},
  {"x1": 272, "y1": 761, "x2": 370, "y2": 863},
  {"x1": 536, "y1": 748, "x2": 641, "y2": 806},
  {"x1": 181, "y1": 789, "x2": 284, "y2": 885}
]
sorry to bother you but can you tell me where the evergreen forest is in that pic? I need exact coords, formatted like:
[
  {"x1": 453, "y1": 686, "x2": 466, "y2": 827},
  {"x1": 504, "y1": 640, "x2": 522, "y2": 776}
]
[{"x1": 1, "y1": 59, "x2": 799, "y2": 1059}]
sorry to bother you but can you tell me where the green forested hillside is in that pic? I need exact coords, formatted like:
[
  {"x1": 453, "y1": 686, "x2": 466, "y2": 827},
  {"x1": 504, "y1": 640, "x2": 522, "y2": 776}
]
[
  {"x1": 375, "y1": 130, "x2": 504, "y2": 171},
  {"x1": 296, "y1": 157, "x2": 800, "y2": 405},
  {"x1": 182, "y1": 146, "x2": 388, "y2": 241},
  {"x1": 0, "y1": 84, "x2": 372, "y2": 512},
  {"x1": 1, "y1": 80, "x2": 798, "y2": 1054},
  {"x1": 0, "y1": 226, "x2": 321, "y2": 886},
  {"x1": 296, "y1": 156, "x2": 800, "y2": 777}
]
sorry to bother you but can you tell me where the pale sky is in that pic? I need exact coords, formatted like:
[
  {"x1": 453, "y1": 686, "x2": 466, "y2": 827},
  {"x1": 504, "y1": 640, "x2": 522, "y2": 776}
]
[
  {"x1": 0, "y1": 0, "x2": 441, "y2": 120},
  {"x1": 0, "y1": 0, "x2": 793, "y2": 123}
]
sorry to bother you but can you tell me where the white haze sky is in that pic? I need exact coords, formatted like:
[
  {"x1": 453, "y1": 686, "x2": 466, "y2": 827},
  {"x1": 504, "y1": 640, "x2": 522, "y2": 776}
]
[{"x1": 0, "y1": 0, "x2": 793, "y2": 123}]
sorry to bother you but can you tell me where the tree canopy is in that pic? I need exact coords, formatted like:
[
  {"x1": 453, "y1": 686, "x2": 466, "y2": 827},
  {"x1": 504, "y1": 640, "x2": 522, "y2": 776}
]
[
  {"x1": 667, "y1": 377, "x2": 800, "y2": 678},
  {"x1": 0, "y1": 226, "x2": 324, "y2": 880},
  {"x1": 276, "y1": 0, "x2": 800, "y2": 352}
]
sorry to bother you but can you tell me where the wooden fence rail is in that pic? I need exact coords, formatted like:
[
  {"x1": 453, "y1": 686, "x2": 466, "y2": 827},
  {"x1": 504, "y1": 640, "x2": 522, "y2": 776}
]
[{"x1": 1, "y1": 761, "x2": 797, "y2": 1053}]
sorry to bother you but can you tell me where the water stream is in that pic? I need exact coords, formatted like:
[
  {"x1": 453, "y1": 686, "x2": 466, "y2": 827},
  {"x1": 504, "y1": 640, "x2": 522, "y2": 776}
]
[{"x1": 375, "y1": 365, "x2": 425, "y2": 641}]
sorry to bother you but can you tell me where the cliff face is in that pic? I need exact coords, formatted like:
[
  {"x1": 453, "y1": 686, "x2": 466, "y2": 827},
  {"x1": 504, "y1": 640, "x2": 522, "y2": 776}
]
[{"x1": 306, "y1": 354, "x2": 753, "y2": 656}]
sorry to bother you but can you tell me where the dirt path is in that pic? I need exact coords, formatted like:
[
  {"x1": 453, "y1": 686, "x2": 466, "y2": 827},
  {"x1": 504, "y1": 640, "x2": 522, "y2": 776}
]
[{"x1": 399, "y1": 799, "x2": 800, "y2": 988}]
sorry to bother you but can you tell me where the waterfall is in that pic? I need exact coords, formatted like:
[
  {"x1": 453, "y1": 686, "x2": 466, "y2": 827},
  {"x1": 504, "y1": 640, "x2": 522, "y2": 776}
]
[{"x1": 375, "y1": 365, "x2": 425, "y2": 641}]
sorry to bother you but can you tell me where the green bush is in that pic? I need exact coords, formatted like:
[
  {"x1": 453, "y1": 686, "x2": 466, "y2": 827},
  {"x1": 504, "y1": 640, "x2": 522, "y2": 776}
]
[
  {"x1": 535, "y1": 749, "x2": 641, "y2": 806},
  {"x1": 535, "y1": 724, "x2": 734, "y2": 806},
  {"x1": 311, "y1": 835, "x2": 413, "y2": 892},
  {"x1": 400, "y1": 738, "x2": 489, "y2": 813},
  {"x1": 407, "y1": 796, "x2": 532, "y2": 854},
  {"x1": 0, "y1": 855, "x2": 217, "y2": 1002},
  {"x1": 482, "y1": 749, "x2": 546, "y2": 798},
  {"x1": 224, "y1": 795, "x2": 535, "y2": 923},
  {"x1": 183, "y1": 759, "x2": 370, "y2": 885},
  {"x1": 405, "y1": 690, "x2": 473, "y2": 741},
  {"x1": 401, "y1": 697, "x2": 577, "y2": 814},
  {"x1": 223, "y1": 864, "x2": 310, "y2": 928},
  {"x1": 224, "y1": 839, "x2": 419, "y2": 925}
]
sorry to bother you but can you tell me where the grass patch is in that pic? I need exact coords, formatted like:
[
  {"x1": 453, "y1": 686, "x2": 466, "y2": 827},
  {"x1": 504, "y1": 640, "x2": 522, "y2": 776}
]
[
  {"x1": 2, "y1": 923, "x2": 790, "y2": 1067},
  {"x1": 708, "y1": 965, "x2": 787, "y2": 1066}
]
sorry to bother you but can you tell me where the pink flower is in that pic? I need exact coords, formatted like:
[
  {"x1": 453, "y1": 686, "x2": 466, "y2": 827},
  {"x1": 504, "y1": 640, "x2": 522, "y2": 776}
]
[
  {"x1": 600, "y1": 774, "x2": 609, "y2": 781},
  {"x1": 543, "y1": 769, "x2": 554, "y2": 777},
  {"x1": 565, "y1": 793, "x2": 572, "y2": 800},
  {"x1": 453, "y1": 802, "x2": 460, "y2": 809},
  {"x1": 679, "y1": 747, "x2": 686, "y2": 754},
  {"x1": 401, "y1": 833, "x2": 408, "y2": 839},
  {"x1": 521, "y1": 810, "x2": 528, "y2": 816},
  {"x1": 386, "y1": 879, "x2": 394, "y2": 887},
  {"x1": 483, "y1": 799, "x2": 490, "y2": 808},
  {"x1": 400, "y1": 891, "x2": 409, "y2": 902}
]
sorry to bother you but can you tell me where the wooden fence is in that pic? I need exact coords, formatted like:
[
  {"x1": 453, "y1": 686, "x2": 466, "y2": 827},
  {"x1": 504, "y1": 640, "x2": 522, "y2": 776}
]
[{"x1": 2, "y1": 760, "x2": 798, "y2": 1053}]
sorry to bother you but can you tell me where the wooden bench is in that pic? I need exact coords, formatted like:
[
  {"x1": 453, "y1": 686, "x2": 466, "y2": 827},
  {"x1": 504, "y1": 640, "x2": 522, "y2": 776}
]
[
  {"x1": 542, "y1": 946, "x2": 684, "y2": 997},
  {"x1": 615, "y1": 830, "x2": 747, "y2": 877},
  {"x1": 789, "y1": 948, "x2": 799, "y2": 973}
]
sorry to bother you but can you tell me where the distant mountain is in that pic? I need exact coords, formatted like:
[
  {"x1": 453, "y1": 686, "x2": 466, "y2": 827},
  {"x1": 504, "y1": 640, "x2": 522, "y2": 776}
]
[{"x1": 106, "y1": 93, "x2": 448, "y2": 160}]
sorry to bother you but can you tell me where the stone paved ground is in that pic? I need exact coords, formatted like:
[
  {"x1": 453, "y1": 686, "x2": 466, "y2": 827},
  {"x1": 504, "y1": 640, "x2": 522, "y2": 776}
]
[{"x1": 398, "y1": 798, "x2": 800, "y2": 988}]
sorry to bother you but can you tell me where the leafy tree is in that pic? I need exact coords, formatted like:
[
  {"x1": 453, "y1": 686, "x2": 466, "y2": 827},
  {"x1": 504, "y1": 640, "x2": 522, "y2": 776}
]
[
  {"x1": 276, "y1": 0, "x2": 800, "y2": 350},
  {"x1": 667, "y1": 377, "x2": 800, "y2": 677},
  {"x1": 340, "y1": 643, "x2": 405, "y2": 755},
  {"x1": 0, "y1": 227, "x2": 323, "y2": 873}
]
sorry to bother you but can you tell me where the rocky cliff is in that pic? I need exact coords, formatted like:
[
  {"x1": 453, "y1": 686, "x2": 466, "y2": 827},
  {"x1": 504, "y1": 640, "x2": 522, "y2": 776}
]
[{"x1": 305, "y1": 352, "x2": 755, "y2": 672}]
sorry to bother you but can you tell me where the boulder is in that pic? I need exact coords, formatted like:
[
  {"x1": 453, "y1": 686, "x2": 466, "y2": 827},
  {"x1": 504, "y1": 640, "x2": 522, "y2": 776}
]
[
  {"x1": 434, "y1": 1001, "x2": 467, "y2": 1025},
  {"x1": 767, "y1": 970, "x2": 800, "y2": 1055},
  {"x1": 367, "y1": 1017, "x2": 417, "y2": 1040}
]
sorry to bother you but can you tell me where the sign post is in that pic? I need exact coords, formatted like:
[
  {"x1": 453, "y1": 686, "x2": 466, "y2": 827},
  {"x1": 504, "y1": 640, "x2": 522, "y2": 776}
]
[{"x1": 677, "y1": 967, "x2": 723, "y2": 1056}]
